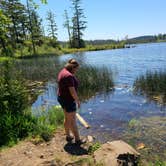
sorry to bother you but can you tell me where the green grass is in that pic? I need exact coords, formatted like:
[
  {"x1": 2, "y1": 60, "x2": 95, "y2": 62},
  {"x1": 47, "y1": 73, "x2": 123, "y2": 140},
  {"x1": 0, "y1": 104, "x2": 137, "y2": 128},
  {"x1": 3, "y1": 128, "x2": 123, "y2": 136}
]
[
  {"x1": 88, "y1": 142, "x2": 101, "y2": 154},
  {"x1": 32, "y1": 105, "x2": 64, "y2": 141},
  {"x1": 3, "y1": 58, "x2": 114, "y2": 101},
  {"x1": 0, "y1": 57, "x2": 13, "y2": 62},
  {"x1": 133, "y1": 71, "x2": 166, "y2": 104},
  {"x1": 77, "y1": 65, "x2": 114, "y2": 101},
  {"x1": 61, "y1": 43, "x2": 125, "y2": 54}
]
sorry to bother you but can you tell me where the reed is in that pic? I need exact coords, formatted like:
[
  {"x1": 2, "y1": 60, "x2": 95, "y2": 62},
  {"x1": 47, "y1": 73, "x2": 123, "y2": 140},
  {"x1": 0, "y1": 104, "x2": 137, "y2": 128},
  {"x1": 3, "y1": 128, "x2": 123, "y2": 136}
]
[
  {"x1": 133, "y1": 71, "x2": 166, "y2": 104},
  {"x1": 10, "y1": 58, "x2": 114, "y2": 101},
  {"x1": 13, "y1": 56, "x2": 62, "y2": 81},
  {"x1": 76, "y1": 65, "x2": 114, "y2": 101}
]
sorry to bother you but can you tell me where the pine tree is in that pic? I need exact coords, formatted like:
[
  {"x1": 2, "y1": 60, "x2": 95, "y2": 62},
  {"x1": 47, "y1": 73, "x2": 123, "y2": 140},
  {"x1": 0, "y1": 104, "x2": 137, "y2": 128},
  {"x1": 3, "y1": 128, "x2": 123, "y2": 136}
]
[
  {"x1": 0, "y1": 9, "x2": 12, "y2": 56},
  {"x1": 47, "y1": 10, "x2": 58, "y2": 40},
  {"x1": 26, "y1": 0, "x2": 43, "y2": 55},
  {"x1": 63, "y1": 10, "x2": 72, "y2": 47},
  {"x1": 70, "y1": 0, "x2": 87, "y2": 48},
  {"x1": 46, "y1": 10, "x2": 58, "y2": 48},
  {"x1": 0, "y1": 0, "x2": 28, "y2": 50}
]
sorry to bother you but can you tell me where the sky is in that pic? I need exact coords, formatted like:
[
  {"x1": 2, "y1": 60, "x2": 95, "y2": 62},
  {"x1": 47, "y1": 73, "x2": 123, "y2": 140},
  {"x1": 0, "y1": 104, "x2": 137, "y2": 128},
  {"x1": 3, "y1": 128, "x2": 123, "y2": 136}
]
[{"x1": 21, "y1": 0, "x2": 166, "y2": 41}]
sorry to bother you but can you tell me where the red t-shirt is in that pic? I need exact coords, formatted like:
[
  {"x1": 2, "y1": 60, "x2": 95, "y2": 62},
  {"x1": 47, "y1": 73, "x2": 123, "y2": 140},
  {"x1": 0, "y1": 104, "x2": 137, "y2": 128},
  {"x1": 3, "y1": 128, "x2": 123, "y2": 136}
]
[{"x1": 57, "y1": 68, "x2": 79, "y2": 102}]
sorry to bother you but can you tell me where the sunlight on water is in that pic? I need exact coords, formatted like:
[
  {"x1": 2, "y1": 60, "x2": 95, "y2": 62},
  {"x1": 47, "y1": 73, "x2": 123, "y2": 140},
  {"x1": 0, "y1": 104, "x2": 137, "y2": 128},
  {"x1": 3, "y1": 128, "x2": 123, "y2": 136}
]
[{"x1": 33, "y1": 42, "x2": 166, "y2": 143}]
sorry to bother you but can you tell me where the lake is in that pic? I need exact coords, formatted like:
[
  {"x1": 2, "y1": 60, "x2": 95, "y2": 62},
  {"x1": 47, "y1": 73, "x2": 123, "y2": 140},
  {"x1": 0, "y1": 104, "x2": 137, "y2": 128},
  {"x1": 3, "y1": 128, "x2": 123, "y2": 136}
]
[{"x1": 33, "y1": 42, "x2": 166, "y2": 142}]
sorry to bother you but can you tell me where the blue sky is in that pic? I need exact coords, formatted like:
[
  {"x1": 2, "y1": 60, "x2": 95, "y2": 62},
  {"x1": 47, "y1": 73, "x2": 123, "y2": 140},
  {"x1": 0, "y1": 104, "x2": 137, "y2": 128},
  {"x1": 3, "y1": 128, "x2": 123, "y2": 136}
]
[{"x1": 22, "y1": 0, "x2": 166, "y2": 41}]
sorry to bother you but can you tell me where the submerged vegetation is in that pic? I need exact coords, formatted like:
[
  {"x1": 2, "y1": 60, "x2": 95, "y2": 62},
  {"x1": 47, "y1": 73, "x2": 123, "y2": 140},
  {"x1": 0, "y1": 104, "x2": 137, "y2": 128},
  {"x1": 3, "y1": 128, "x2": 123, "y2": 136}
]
[
  {"x1": 133, "y1": 71, "x2": 166, "y2": 105},
  {"x1": 77, "y1": 65, "x2": 114, "y2": 101},
  {"x1": 124, "y1": 116, "x2": 166, "y2": 164}
]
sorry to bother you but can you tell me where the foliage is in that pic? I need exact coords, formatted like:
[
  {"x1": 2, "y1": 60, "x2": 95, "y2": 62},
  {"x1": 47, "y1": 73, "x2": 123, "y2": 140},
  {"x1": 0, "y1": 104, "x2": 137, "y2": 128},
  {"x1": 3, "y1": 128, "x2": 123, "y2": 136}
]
[
  {"x1": 133, "y1": 71, "x2": 166, "y2": 104},
  {"x1": 128, "y1": 119, "x2": 140, "y2": 129},
  {"x1": 0, "y1": 61, "x2": 64, "y2": 146},
  {"x1": 76, "y1": 65, "x2": 114, "y2": 101},
  {"x1": 88, "y1": 142, "x2": 101, "y2": 154},
  {"x1": 70, "y1": 0, "x2": 87, "y2": 48},
  {"x1": 0, "y1": 61, "x2": 35, "y2": 146},
  {"x1": 47, "y1": 10, "x2": 58, "y2": 40},
  {"x1": 126, "y1": 34, "x2": 166, "y2": 44},
  {"x1": 13, "y1": 56, "x2": 62, "y2": 81},
  {"x1": 124, "y1": 116, "x2": 166, "y2": 164},
  {"x1": 0, "y1": 8, "x2": 13, "y2": 56},
  {"x1": 32, "y1": 106, "x2": 64, "y2": 141},
  {"x1": 63, "y1": 10, "x2": 72, "y2": 46}
]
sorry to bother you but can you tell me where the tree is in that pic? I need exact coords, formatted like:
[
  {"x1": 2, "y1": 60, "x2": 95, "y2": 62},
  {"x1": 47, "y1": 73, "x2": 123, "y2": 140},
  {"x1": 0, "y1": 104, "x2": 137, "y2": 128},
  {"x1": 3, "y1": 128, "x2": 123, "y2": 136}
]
[
  {"x1": 70, "y1": 0, "x2": 87, "y2": 48},
  {"x1": 46, "y1": 10, "x2": 58, "y2": 48},
  {"x1": 63, "y1": 10, "x2": 72, "y2": 47},
  {"x1": 0, "y1": 9, "x2": 12, "y2": 56},
  {"x1": 0, "y1": 0, "x2": 28, "y2": 47},
  {"x1": 26, "y1": 0, "x2": 43, "y2": 55},
  {"x1": 47, "y1": 10, "x2": 58, "y2": 40}
]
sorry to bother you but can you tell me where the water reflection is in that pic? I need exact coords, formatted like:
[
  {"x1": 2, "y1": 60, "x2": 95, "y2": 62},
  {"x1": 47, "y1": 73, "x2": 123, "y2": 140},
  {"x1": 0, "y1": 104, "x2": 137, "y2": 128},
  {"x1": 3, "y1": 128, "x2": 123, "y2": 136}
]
[
  {"x1": 133, "y1": 71, "x2": 166, "y2": 105},
  {"x1": 32, "y1": 43, "x2": 166, "y2": 144}
]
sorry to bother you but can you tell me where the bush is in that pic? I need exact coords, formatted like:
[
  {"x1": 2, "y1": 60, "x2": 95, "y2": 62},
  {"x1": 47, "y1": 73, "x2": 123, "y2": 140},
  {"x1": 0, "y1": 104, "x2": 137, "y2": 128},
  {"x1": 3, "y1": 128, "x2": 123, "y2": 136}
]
[{"x1": 0, "y1": 61, "x2": 36, "y2": 146}]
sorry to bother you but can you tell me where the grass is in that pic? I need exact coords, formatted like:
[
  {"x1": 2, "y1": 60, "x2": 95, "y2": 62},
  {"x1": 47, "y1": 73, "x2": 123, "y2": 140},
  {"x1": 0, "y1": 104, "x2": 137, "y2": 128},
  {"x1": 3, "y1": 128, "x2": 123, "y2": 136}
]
[
  {"x1": 88, "y1": 142, "x2": 101, "y2": 154},
  {"x1": 32, "y1": 105, "x2": 64, "y2": 141},
  {"x1": 12, "y1": 56, "x2": 61, "y2": 81},
  {"x1": 2, "y1": 58, "x2": 115, "y2": 101},
  {"x1": 77, "y1": 65, "x2": 114, "y2": 101},
  {"x1": 133, "y1": 71, "x2": 166, "y2": 104},
  {"x1": 61, "y1": 43, "x2": 125, "y2": 54},
  {"x1": 0, "y1": 57, "x2": 13, "y2": 62}
]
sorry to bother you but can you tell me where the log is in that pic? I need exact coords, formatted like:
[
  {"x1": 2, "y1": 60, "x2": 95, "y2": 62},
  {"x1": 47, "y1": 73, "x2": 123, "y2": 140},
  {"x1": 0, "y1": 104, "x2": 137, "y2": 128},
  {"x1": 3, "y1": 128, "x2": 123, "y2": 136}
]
[{"x1": 76, "y1": 113, "x2": 90, "y2": 129}]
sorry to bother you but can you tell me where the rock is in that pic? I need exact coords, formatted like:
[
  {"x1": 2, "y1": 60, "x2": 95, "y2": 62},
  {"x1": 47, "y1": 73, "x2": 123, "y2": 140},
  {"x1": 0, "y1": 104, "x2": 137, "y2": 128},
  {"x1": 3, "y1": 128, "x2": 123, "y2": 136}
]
[
  {"x1": 40, "y1": 154, "x2": 44, "y2": 159},
  {"x1": 23, "y1": 151, "x2": 32, "y2": 155},
  {"x1": 87, "y1": 135, "x2": 94, "y2": 142},
  {"x1": 94, "y1": 140, "x2": 140, "y2": 166}
]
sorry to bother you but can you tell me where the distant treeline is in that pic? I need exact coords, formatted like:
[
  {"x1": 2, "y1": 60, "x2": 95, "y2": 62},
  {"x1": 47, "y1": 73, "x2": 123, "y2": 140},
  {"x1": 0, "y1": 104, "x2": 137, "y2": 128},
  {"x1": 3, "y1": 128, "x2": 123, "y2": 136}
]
[
  {"x1": 60, "y1": 34, "x2": 166, "y2": 46},
  {"x1": 126, "y1": 34, "x2": 166, "y2": 44}
]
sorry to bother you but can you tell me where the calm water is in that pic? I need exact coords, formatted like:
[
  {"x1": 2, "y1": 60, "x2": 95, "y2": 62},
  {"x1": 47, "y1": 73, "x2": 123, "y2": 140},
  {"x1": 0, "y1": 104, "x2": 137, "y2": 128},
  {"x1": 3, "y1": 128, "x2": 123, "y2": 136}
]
[{"x1": 33, "y1": 42, "x2": 166, "y2": 142}]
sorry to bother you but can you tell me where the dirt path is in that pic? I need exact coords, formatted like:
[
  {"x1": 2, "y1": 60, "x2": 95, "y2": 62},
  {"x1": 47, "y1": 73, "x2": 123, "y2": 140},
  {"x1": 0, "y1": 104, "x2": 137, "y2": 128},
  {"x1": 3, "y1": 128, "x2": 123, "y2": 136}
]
[{"x1": 0, "y1": 129, "x2": 91, "y2": 166}]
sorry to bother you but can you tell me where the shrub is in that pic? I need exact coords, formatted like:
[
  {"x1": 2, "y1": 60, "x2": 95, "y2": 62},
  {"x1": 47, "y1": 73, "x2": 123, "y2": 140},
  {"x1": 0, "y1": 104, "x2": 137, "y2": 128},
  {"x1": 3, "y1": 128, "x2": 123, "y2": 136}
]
[{"x1": 0, "y1": 61, "x2": 35, "y2": 146}]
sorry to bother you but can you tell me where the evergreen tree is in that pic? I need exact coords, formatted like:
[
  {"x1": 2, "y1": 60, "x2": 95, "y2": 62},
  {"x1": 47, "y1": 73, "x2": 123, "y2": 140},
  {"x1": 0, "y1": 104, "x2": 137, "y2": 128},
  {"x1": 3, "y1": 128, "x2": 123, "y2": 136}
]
[
  {"x1": 0, "y1": 0, "x2": 28, "y2": 53},
  {"x1": 70, "y1": 0, "x2": 87, "y2": 48},
  {"x1": 63, "y1": 10, "x2": 72, "y2": 47},
  {"x1": 0, "y1": 9, "x2": 12, "y2": 56},
  {"x1": 46, "y1": 10, "x2": 58, "y2": 48},
  {"x1": 26, "y1": 0, "x2": 43, "y2": 55},
  {"x1": 47, "y1": 10, "x2": 58, "y2": 40}
]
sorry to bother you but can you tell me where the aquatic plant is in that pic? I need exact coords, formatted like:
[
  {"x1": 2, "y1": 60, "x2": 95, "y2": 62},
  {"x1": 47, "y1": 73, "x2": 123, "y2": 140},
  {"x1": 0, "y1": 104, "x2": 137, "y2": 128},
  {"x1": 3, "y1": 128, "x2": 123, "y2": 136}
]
[
  {"x1": 124, "y1": 116, "x2": 166, "y2": 164},
  {"x1": 76, "y1": 65, "x2": 114, "y2": 101},
  {"x1": 8, "y1": 57, "x2": 114, "y2": 101},
  {"x1": 133, "y1": 71, "x2": 166, "y2": 104},
  {"x1": 13, "y1": 56, "x2": 61, "y2": 81}
]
